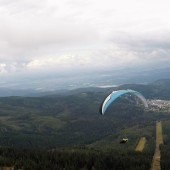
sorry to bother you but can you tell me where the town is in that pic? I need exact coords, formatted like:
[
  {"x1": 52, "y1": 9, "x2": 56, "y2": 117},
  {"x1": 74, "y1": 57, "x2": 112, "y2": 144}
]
[{"x1": 147, "y1": 99, "x2": 170, "y2": 112}]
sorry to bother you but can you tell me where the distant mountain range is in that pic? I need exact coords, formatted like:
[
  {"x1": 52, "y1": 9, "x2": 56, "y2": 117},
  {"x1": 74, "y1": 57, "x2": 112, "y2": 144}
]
[
  {"x1": 0, "y1": 67, "x2": 170, "y2": 94},
  {"x1": 0, "y1": 78, "x2": 170, "y2": 99}
]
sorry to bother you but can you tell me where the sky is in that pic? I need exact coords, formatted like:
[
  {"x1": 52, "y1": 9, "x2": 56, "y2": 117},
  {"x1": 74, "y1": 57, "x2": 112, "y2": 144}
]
[{"x1": 0, "y1": 0, "x2": 170, "y2": 90}]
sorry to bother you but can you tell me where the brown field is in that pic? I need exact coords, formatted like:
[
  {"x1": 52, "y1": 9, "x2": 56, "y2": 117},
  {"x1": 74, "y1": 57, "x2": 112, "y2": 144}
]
[
  {"x1": 135, "y1": 137, "x2": 146, "y2": 152},
  {"x1": 150, "y1": 121, "x2": 163, "y2": 170},
  {"x1": 156, "y1": 121, "x2": 163, "y2": 145}
]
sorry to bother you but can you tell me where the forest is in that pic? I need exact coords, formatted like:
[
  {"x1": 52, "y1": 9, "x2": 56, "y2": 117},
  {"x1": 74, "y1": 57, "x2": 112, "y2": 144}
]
[
  {"x1": 0, "y1": 79, "x2": 170, "y2": 169},
  {"x1": 0, "y1": 147, "x2": 154, "y2": 170}
]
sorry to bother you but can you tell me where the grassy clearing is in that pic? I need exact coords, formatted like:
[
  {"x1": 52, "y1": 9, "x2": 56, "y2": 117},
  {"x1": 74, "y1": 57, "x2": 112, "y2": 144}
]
[
  {"x1": 135, "y1": 137, "x2": 146, "y2": 152},
  {"x1": 32, "y1": 115, "x2": 67, "y2": 130}
]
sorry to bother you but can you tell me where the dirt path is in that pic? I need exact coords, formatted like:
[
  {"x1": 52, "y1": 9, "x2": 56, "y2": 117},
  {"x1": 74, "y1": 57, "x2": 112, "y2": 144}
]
[{"x1": 151, "y1": 121, "x2": 163, "y2": 170}]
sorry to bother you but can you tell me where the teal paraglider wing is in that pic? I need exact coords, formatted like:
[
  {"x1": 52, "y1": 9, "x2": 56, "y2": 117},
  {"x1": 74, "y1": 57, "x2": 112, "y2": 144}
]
[{"x1": 100, "y1": 89, "x2": 148, "y2": 115}]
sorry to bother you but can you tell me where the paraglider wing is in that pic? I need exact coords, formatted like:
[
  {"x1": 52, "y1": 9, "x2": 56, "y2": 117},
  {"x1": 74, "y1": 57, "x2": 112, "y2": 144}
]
[
  {"x1": 100, "y1": 89, "x2": 148, "y2": 115},
  {"x1": 120, "y1": 138, "x2": 128, "y2": 144},
  {"x1": 132, "y1": 90, "x2": 148, "y2": 108}
]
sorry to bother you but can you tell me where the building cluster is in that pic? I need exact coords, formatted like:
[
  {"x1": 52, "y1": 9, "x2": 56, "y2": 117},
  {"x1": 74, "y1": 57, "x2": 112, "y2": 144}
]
[{"x1": 147, "y1": 99, "x2": 170, "y2": 111}]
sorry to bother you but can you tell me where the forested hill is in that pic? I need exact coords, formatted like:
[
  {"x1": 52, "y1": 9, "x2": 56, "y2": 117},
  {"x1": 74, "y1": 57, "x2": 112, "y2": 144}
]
[
  {"x1": 0, "y1": 78, "x2": 170, "y2": 98},
  {"x1": 0, "y1": 79, "x2": 170, "y2": 149},
  {"x1": 48, "y1": 78, "x2": 170, "y2": 99},
  {"x1": 0, "y1": 79, "x2": 170, "y2": 169},
  {"x1": 117, "y1": 78, "x2": 170, "y2": 99}
]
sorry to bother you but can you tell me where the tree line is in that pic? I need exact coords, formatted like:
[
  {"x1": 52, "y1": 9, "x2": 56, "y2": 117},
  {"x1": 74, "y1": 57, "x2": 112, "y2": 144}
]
[{"x1": 0, "y1": 147, "x2": 153, "y2": 170}]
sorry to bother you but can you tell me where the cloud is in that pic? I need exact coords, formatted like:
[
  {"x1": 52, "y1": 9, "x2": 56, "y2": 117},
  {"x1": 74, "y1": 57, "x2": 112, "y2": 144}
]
[
  {"x1": 0, "y1": 0, "x2": 170, "y2": 77},
  {"x1": 0, "y1": 63, "x2": 7, "y2": 73}
]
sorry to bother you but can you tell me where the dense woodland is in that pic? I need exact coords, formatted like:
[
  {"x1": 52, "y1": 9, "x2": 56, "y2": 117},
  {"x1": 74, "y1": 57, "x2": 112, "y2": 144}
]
[
  {"x1": 0, "y1": 93, "x2": 168, "y2": 149},
  {"x1": 0, "y1": 147, "x2": 154, "y2": 170},
  {"x1": 0, "y1": 79, "x2": 170, "y2": 169}
]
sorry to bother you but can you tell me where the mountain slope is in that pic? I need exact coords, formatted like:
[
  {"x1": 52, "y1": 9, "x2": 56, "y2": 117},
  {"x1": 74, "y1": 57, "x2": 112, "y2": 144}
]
[{"x1": 0, "y1": 78, "x2": 170, "y2": 148}]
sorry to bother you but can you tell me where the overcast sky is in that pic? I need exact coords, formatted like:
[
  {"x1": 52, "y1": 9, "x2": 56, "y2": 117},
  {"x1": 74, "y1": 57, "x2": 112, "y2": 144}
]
[{"x1": 0, "y1": 0, "x2": 170, "y2": 88}]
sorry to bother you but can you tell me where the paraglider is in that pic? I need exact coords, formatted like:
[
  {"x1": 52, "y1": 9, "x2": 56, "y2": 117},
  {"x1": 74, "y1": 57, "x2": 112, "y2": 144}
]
[
  {"x1": 100, "y1": 89, "x2": 148, "y2": 115},
  {"x1": 100, "y1": 89, "x2": 148, "y2": 144},
  {"x1": 120, "y1": 138, "x2": 128, "y2": 144}
]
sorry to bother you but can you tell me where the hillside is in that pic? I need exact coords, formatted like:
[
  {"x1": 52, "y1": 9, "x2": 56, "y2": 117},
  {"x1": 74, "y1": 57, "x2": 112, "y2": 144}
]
[
  {"x1": 0, "y1": 94, "x2": 150, "y2": 148},
  {"x1": 0, "y1": 79, "x2": 170, "y2": 169},
  {"x1": 0, "y1": 79, "x2": 170, "y2": 149},
  {"x1": 113, "y1": 78, "x2": 170, "y2": 99},
  {"x1": 47, "y1": 78, "x2": 170, "y2": 99}
]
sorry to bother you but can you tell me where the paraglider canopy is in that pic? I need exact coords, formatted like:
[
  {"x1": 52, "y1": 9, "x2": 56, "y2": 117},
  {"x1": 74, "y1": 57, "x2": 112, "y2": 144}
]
[
  {"x1": 100, "y1": 89, "x2": 148, "y2": 115},
  {"x1": 120, "y1": 138, "x2": 128, "y2": 144}
]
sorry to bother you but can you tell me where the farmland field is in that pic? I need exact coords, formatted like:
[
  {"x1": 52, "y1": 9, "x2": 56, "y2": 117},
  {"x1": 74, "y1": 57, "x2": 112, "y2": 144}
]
[{"x1": 135, "y1": 137, "x2": 146, "y2": 152}]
